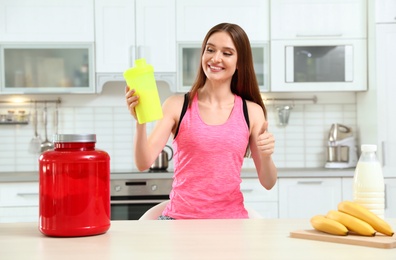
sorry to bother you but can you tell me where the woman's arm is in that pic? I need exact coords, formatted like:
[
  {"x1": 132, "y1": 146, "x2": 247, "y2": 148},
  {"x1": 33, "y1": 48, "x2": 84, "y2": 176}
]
[
  {"x1": 126, "y1": 87, "x2": 183, "y2": 171},
  {"x1": 247, "y1": 101, "x2": 278, "y2": 190}
]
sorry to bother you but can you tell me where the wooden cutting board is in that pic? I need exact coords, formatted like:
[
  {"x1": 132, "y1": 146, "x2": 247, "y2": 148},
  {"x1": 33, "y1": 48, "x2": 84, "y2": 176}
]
[{"x1": 290, "y1": 229, "x2": 396, "y2": 249}]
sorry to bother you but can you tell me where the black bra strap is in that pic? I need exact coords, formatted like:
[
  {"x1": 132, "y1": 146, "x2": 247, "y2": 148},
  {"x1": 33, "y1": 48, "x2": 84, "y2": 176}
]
[
  {"x1": 174, "y1": 93, "x2": 189, "y2": 139},
  {"x1": 242, "y1": 98, "x2": 250, "y2": 129}
]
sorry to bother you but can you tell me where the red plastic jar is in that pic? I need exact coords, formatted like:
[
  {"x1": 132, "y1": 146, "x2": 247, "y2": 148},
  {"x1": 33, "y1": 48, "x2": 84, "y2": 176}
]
[{"x1": 39, "y1": 134, "x2": 110, "y2": 237}]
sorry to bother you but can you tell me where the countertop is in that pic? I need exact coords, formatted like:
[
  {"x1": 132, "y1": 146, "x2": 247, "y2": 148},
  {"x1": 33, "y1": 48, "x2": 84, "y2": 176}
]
[
  {"x1": 0, "y1": 219, "x2": 395, "y2": 260},
  {"x1": 0, "y1": 168, "x2": 356, "y2": 182}
]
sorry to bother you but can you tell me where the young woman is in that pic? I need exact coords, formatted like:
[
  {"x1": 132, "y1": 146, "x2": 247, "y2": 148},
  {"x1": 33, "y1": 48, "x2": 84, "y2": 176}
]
[{"x1": 125, "y1": 23, "x2": 277, "y2": 219}]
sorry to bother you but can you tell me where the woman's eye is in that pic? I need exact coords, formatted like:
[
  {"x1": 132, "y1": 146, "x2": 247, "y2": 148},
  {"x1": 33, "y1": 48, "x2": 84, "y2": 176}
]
[
  {"x1": 206, "y1": 47, "x2": 214, "y2": 53},
  {"x1": 224, "y1": 52, "x2": 232, "y2": 56}
]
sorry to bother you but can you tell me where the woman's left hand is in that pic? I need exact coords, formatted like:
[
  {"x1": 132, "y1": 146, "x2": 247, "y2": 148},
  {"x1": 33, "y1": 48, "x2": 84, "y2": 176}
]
[{"x1": 257, "y1": 121, "x2": 275, "y2": 156}]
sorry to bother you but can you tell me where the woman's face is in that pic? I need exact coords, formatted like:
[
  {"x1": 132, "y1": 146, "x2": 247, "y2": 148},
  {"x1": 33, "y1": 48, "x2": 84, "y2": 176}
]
[{"x1": 201, "y1": 31, "x2": 238, "y2": 84}]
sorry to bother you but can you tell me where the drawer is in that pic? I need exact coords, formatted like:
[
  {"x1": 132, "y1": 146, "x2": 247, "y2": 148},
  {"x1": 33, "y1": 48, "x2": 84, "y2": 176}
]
[
  {"x1": 241, "y1": 178, "x2": 278, "y2": 202},
  {"x1": 0, "y1": 182, "x2": 39, "y2": 206},
  {"x1": 0, "y1": 206, "x2": 39, "y2": 223}
]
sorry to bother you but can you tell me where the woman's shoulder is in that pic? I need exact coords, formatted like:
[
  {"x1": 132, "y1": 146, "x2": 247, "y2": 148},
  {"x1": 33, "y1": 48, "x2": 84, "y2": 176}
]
[
  {"x1": 162, "y1": 94, "x2": 187, "y2": 115},
  {"x1": 245, "y1": 99, "x2": 266, "y2": 125},
  {"x1": 163, "y1": 94, "x2": 186, "y2": 106}
]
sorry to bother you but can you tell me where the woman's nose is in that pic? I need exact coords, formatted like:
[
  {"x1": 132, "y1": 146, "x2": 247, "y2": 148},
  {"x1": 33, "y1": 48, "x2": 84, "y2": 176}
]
[{"x1": 211, "y1": 52, "x2": 222, "y2": 63}]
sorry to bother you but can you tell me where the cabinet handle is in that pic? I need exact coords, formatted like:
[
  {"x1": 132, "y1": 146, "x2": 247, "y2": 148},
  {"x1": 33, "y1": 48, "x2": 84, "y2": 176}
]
[
  {"x1": 241, "y1": 189, "x2": 254, "y2": 193},
  {"x1": 385, "y1": 184, "x2": 387, "y2": 210},
  {"x1": 296, "y1": 33, "x2": 343, "y2": 37},
  {"x1": 17, "y1": 193, "x2": 39, "y2": 197},
  {"x1": 297, "y1": 181, "x2": 323, "y2": 185},
  {"x1": 381, "y1": 141, "x2": 386, "y2": 167},
  {"x1": 137, "y1": 46, "x2": 145, "y2": 59},
  {"x1": 129, "y1": 45, "x2": 136, "y2": 66}
]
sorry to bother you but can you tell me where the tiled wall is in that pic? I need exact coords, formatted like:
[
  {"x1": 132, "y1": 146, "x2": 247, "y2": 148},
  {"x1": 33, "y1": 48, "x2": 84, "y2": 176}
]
[{"x1": 0, "y1": 82, "x2": 357, "y2": 172}]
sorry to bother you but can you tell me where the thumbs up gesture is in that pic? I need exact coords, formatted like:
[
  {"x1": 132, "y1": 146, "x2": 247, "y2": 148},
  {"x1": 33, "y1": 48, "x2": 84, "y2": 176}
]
[{"x1": 257, "y1": 121, "x2": 275, "y2": 156}]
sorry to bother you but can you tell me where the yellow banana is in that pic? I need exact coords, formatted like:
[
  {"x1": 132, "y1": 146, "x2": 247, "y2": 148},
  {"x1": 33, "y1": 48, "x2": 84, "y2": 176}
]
[
  {"x1": 338, "y1": 200, "x2": 394, "y2": 236},
  {"x1": 310, "y1": 215, "x2": 348, "y2": 236},
  {"x1": 326, "y1": 210, "x2": 376, "y2": 236}
]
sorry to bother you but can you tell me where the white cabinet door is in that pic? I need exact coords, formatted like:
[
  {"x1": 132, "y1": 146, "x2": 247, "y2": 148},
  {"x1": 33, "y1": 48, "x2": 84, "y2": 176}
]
[
  {"x1": 135, "y1": 0, "x2": 176, "y2": 73},
  {"x1": 0, "y1": 0, "x2": 94, "y2": 42},
  {"x1": 271, "y1": 0, "x2": 367, "y2": 40},
  {"x1": 385, "y1": 178, "x2": 396, "y2": 218},
  {"x1": 376, "y1": 0, "x2": 396, "y2": 23},
  {"x1": 0, "y1": 182, "x2": 39, "y2": 223},
  {"x1": 95, "y1": 0, "x2": 175, "y2": 74},
  {"x1": 94, "y1": 0, "x2": 136, "y2": 73},
  {"x1": 376, "y1": 24, "x2": 396, "y2": 176},
  {"x1": 241, "y1": 178, "x2": 278, "y2": 218},
  {"x1": 341, "y1": 177, "x2": 353, "y2": 201},
  {"x1": 176, "y1": 0, "x2": 269, "y2": 42},
  {"x1": 278, "y1": 178, "x2": 342, "y2": 218}
]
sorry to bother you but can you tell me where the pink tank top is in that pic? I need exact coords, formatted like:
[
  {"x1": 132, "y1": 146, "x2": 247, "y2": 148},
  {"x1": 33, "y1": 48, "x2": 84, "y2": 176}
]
[{"x1": 162, "y1": 94, "x2": 250, "y2": 219}]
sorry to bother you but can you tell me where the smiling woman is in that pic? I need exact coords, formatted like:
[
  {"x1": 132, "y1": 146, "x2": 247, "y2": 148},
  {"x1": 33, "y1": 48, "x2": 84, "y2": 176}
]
[{"x1": 125, "y1": 23, "x2": 277, "y2": 220}]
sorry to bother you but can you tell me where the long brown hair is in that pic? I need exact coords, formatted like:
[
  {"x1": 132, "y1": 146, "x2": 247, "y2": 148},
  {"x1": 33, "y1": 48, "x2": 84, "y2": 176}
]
[{"x1": 188, "y1": 23, "x2": 267, "y2": 119}]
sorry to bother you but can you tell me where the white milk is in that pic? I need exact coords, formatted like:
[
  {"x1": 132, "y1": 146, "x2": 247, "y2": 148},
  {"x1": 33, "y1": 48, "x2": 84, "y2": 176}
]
[{"x1": 353, "y1": 145, "x2": 385, "y2": 219}]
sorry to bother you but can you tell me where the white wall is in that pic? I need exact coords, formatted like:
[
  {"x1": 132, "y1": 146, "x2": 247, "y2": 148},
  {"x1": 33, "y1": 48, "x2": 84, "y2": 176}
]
[{"x1": 0, "y1": 81, "x2": 357, "y2": 172}]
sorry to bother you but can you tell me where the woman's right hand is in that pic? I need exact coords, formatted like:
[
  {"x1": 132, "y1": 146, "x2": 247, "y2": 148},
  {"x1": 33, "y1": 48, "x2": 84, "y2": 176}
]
[{"x1": 125, "y1": 86, "x2": 139, "y2": 121}]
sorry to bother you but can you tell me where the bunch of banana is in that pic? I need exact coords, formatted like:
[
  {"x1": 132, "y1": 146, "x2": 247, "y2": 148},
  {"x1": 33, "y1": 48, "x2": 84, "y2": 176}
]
[
  {"x1": 310, "y1": 200, "x2": 394, "y2": 237},
  {"x1": 310, "y1": 215, "x2": 348, "y2": 236},
  {"x1": 338, "y1": 200, "x2": 394, "y2": 236},
  {"x1": 326, "y1": 210, "x2": 375, "y2": 236}
]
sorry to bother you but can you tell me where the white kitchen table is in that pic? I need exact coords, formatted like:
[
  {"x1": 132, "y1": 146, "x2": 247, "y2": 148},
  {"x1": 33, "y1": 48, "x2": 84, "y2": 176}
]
[{"x1": 0, "y1": 219, "x2": 394, "y2": 259}]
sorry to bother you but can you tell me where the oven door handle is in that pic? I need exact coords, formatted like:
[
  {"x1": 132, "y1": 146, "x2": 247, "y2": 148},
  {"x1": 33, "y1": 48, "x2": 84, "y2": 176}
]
[{"x1": 110, "y1": 199, "x2": 167, "y2": 204}]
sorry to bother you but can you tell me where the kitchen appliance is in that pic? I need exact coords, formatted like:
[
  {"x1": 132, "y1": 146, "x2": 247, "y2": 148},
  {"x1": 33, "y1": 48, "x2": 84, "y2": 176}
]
[
  {"x1": 39, "y1": 134, "x2": 110, "y2": 237},
  {"x1": 325, "y1": 123, "x2": 358, "y2": 168},
  {"x1": 150, "y1": 145, "x2": 173, "y2": 171},
  {"x1": 110, "y1": 178, "x2": 173, "y2": 220},
  {"x1": 271, "y1": 39, "x2": 366, "y2": 91}
]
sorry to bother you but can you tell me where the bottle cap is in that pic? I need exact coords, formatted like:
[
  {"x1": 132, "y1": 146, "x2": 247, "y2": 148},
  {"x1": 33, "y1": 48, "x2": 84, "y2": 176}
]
[
  {"x1": 361, "y1": 144, "x2": 377, "y2": 152},
  {"x1": 53, "y1": 134, "x2": 96, "y2": 143}
]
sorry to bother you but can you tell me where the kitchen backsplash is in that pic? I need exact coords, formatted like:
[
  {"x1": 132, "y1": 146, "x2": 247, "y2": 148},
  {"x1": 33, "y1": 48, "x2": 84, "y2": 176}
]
[{"x1": 0, "y1": 81, "x2": 357, "y2": 172}]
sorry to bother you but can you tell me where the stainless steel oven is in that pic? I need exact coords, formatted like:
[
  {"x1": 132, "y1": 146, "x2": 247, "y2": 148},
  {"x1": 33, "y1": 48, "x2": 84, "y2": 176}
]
[{"x1": 110, "y1": 178, "x2": 173, "y2": 220}]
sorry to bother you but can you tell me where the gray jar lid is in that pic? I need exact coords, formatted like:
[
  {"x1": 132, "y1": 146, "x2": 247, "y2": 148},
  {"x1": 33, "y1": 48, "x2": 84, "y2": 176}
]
[{"x1": 53, "y1": 134, "x2": 96, "y2": 143}]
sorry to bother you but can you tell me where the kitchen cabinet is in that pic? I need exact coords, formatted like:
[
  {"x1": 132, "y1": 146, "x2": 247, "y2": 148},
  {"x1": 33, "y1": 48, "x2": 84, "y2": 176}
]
[
  {"x1": 0, "y1": 0, "x2": 94, "y2": 42},
  {"x1": 0, "y1": 182, "x2": 39, "y2": 223},
  {"x1": 373, "y1": 24, "x2": 396, "y2": 177},
  {"x1": 376, "y1": 0, "x2": 396, "y2": 23},
  {"x1": 176, "y1": 0, "x2": 269, "y2": 42},
  {"x1": 0, "y1": 44, "x2": 95, "y2": 94},
  {"x1": 270, "y1": 0, "x2": 367, "y2": 40},
  {"x1": 278, "y1": 177, "x2": 342, "y2": 218},
  {"x1": 341, "y1": 177, "x2": 353, "y2": 201},
  {"x1": 241, "y1": 178, "x2": 278, "y2": 218},
  {"x1": 95, "y1": 0, "x2": 176, "y2": 91}
]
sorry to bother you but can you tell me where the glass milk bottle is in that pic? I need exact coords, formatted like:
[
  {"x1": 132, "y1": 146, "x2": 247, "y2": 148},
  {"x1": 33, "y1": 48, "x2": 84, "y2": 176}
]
[{"x1": 353, "y1": 144, "x2": 385, "y2": 218}]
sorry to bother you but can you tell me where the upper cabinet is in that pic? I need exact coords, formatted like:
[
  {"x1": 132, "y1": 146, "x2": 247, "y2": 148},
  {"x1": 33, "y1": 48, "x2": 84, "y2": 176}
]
[
  {"x1": 95, "y1": 0, "x2": 176, "y2": 91},
  {"x1": 270, "y1": 0, "x2": 367, "y2": 92},
  {"x1": 0, "y1": 0, "x2": 94, "y2": 42},
  {"x1": 375, "y1": 24, "x2": 396, "y2": 177},
  {"x1": 176, "y1": 0, "x2": 269, "y2": 42},
  {"x1": 270, "y1": 0, "x2": 367, "y2": 40},
  {"x1": 376, "y1": 0, "x2": 396, "y2": 23},
  {"x1": 175, "y1": 0, "x2": 270, "y2": 92},
  {"x1": 0, "y1": 44, "x2": 95, "y2": 94}
]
